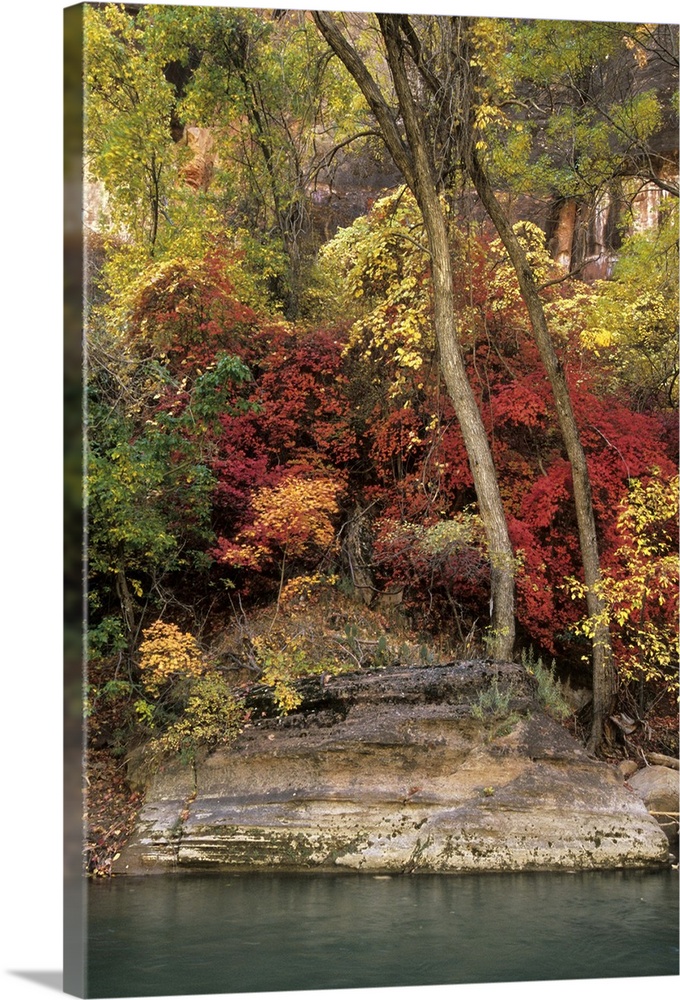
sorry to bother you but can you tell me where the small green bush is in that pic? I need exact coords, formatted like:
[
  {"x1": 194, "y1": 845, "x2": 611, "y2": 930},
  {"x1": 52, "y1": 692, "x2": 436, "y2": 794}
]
[
  {"x1": 471, "y1": 677, "x2": 521, "y2": 739},
  {"x1": 471, "y1": 678, "x2": 513, "y2": 719},
  {"x1": 521, "y1": 648, "x2": 572, "y2": 721}
]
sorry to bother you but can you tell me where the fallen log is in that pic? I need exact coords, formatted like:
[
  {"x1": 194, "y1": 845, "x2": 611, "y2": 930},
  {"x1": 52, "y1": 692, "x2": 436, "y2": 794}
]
[{"x1": 646, "y1": 752, "x2": 679, "y2": 770}]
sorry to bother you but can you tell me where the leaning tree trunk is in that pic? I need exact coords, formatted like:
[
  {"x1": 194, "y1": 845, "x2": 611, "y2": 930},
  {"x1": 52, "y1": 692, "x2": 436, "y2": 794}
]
[
  {"x1": 467, "y1": 148, "x2": 616, "y2": 751},
  {"x1": 390, "y1": 74, "x2": 516, "y2": 659},
  {"x1": 313, "y1": 11, "x2": 515, "y2": 659}
]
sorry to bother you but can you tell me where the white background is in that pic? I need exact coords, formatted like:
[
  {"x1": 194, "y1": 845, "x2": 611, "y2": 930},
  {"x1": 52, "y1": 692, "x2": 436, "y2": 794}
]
[{"x1": 2, "y1": 1, "x2": 677, "y2": 999}]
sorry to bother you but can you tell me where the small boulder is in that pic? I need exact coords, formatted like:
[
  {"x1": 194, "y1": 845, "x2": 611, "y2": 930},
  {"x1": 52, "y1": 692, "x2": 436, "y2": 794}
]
[
  {"x1": 616, "y1": 760, "x2": 639, "y2": 780},
  {"x1": 628, "y1": 765, "x2": 679, "y2": 847}
]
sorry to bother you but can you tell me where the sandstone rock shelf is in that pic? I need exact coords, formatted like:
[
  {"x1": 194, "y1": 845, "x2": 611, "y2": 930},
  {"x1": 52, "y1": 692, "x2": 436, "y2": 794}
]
[{"x1": 114, "y1": 662, "x2": 669, "y2": 875}]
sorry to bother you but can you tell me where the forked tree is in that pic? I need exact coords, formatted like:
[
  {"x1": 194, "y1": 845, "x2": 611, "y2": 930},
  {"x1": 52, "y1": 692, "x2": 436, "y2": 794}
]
[
  {"x1": 313, "y1": 10, "x2": 517, "y2": 661},
  {"x1": 313, "y1": 11, "x2": 623, "y2": 749}
]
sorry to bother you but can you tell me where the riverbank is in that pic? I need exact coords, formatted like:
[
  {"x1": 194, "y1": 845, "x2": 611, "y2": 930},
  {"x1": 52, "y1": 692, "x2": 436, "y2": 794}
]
[{"x1": 112, "y1": 661, "x2": 673, "y2": 875}]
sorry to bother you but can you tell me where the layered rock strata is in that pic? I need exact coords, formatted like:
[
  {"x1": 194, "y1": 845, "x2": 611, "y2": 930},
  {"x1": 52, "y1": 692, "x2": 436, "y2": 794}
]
[{"x1": 115, "y1": 662, "x2": 669, "y2": 874}]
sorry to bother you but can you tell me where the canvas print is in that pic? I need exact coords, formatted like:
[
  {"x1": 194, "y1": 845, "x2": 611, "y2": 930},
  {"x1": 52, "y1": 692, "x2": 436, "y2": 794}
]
[{"x1": 65, "y1": 2, "x2": 679, "y2": 996}]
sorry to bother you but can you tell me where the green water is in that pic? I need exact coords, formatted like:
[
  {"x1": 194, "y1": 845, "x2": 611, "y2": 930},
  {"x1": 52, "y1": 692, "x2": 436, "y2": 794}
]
[{"x1": 86, "y1": 869, "x2": 678, "y2": 997}]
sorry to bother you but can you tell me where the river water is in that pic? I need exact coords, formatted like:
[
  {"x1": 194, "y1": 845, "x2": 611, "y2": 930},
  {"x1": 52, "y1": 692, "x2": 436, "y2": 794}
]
[{"x1": 87, "y1": 869, "x2": 678, "y2": 997}]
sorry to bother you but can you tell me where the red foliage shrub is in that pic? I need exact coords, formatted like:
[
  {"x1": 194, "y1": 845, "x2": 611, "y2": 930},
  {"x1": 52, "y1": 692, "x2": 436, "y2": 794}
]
[{"x1": 128, "y1": 237, "x2": 677, "y2": 681}]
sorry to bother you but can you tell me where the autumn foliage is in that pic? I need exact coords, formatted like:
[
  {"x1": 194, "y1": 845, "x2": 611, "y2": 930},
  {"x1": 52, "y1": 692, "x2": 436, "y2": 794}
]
[
  {"x1": 89, "y1": 211, "x2": 678, "y2": 717},
  {"x1": 214, "y1": 475, "x2": 340, "y2": 571},
  {"x1": 138, "y1": 621, "x2": 204, "y2": 697},
  {"x1": 81, "y1": 10, "x2": 679, "y2": 885},
  {"x1": 82, "y1": 165, "x2": 679, "y2": 795}
]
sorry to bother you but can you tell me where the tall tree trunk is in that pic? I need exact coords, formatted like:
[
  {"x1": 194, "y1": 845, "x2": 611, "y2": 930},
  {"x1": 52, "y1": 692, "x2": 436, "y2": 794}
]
[
  {"x1": 380, "y1": 19, "x2": 515, "y2": 658},
  {"x1": 313, "y1": 11, "x2": 515, "y2": 659},
  {"x1": 467, "y1": 148, "x2": 616, "y2": 751}
]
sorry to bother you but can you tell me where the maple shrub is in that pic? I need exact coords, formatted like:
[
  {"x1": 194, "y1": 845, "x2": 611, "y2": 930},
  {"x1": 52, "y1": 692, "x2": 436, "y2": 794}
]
[
  {"x1": 206, "y1": 323, "x2": 357, "y2": 596},
  {"x1": 468, "y1": 231, "x2": 678, "y2": 698},
  {"x1": 214, "y1": 474, "x2": 341, "y2": 575}
]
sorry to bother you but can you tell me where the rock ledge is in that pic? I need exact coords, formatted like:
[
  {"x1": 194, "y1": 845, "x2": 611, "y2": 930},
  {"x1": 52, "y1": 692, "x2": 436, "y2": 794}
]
[{"x1": 115, "y1": 662, "x2": 669, "y2": 874}]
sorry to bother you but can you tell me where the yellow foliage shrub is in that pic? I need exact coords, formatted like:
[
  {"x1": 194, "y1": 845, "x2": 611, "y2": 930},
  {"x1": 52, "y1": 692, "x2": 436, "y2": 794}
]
[
  {"x1": 223, "y1": 475, "x2": 340, "y2": 569},
  {"x1": 138, "y1": 620, "x2": 203, "y2": 696},
  {"x1": 279, "y1": 572, "x2": 339, "y2": 609},
  {"x1": 249, "y1": 476, "x2": 339, "y2": 557},
  {"x1": 565, "y1": 473, "x2": 679, "y2": 692}
]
